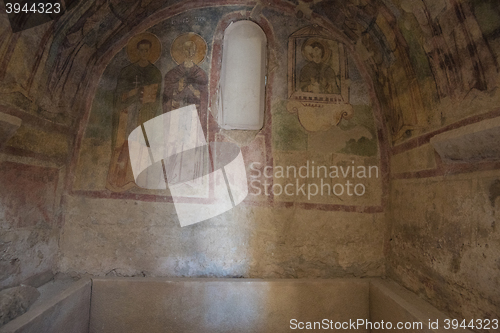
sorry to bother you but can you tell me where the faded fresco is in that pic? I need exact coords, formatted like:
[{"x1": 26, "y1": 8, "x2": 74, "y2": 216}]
[
  {"x1": 107, "y1": 32, "x2": 162, "y2": 192},
  {"x1": 73, "y1": 8, "x2": 225, "y2": 194},
  {"x1": 163, "y1": 32, "x2": 208, "y2": 114},
  {"x1": 105, "y1": 31, "x2": 209, "y2": 193},
  {"x1": 73, "y1": 7, "x2": 382, "y2": 207},
  {"x1": 281, "y1": 26, "x2": 376, "y2": 158},
  {"x1": 286, "y1": 25, "x2": 354, "y2": 133},
  {"x1": 298, "y1": 37, "x2": 341, "y2": 95},
  {"x1": 1, "y1": 0, "x2": 500, "y2": 146},
  {"x1": 288, "y1": 25, "x2": 348, "y2": 104}
]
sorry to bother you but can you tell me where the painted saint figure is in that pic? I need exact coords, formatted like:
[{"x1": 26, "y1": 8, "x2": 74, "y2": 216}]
[
  {"x1": 299, "y1": 39, "x2": 340, "y2": 94},
  {"x1": 163, "y1": 33, "x2": 208, "y2": 115},
  {"x1": 106, "y1": 32, "x2": 162, "y2": 192},
  {"x1": 162, "y1": 33, "x2": 209, "y2": 184}
]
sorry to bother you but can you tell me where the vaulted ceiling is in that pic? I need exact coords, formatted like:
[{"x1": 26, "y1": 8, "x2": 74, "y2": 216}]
[{"x1": 1, "y1": 0, "x2": 499, "y2": 146}]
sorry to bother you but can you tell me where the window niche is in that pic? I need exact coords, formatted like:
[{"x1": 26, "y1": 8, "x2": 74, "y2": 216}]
[{"x1": 217, "y1": 20, "x2": 267, "y2": 131}]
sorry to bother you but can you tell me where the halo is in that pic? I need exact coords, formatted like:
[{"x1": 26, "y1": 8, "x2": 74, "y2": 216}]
[
  {"x1": 126, "y1": 32, "x2": 162, "y2": 64},
  {"x1": 301, "y1": 37, "x2": 332, "y2": 63},
  {"x1": 170, "y1": 32, "x2": 207, "y2": 65}
]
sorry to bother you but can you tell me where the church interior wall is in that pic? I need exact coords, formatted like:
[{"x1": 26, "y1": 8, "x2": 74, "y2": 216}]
[
  {"x1": 388, "y1": 166, "x2": 500, "y2": 323},
  {"x1": 61, "y1": 4, "x2": 386, "y2": 279},
  {"x1": 0, "y1": 0, "x2": 499, "y2": 327}
]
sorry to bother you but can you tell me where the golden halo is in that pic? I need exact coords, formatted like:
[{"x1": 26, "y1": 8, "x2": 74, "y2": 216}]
[
  {"x1": 170, "y1": 32, "x2": 207, "y2": 65},
  {"x1": 301, "y1": 37, "x2": 332, "y2": 63},
  {"x1": 126, "y1": 32, "x2": 162, "y2": 64}
]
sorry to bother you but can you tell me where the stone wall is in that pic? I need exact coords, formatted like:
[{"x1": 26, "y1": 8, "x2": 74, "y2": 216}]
[
  {"x1": 388, "y1": 142, "x2": 500, "y2": 322},
  {"x1": 60, "y1": 196, "x2": 385, "y2": 278},
  {"x1": 0, "y1": 158, "x2": 64, "y2": 289}
]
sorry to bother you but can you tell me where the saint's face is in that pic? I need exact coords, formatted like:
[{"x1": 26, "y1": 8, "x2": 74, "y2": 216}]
[
  {"x1": 311, "y1": 47, "x2": 323, "y2": 64},
  {"x1": 183, "y1": 42, "x2": 196, "y2": 59},
  {"x1": 138, "y1": 44, "x2": 151, "y2": 61}
]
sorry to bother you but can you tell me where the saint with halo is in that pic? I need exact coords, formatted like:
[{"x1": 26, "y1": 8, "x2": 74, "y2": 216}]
[
  {"x1": 163, "y1": 32, "x2": 208, "y2": 115},
  {"x1": 107, "y1": 32, "x2": 162, "y2": 192},
  {"x1": 299, "y1": 38, "x2": 340, "y2": 95}
]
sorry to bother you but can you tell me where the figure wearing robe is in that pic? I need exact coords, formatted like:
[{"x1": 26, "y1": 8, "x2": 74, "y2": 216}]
[
  {"x1": 300, "y1": 62, "x2": 340, "y2": 94},
  {"x1": 106, "y1": 61, "x2": 162, "y2": 192},
  {"x1": 163, "y1": 63, "x2": 208, "y2": 114},
  {"x1": 162, "y1": 61, "x2": 208, "y2": 185}
]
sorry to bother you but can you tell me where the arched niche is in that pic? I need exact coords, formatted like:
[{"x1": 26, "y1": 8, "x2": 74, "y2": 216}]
[{"x1": 217, "y1": 20, "x2": 267, "y2": 130}]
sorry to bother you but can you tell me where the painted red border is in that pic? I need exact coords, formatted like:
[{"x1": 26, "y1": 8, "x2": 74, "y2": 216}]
[{"x1": 65, "y1": 1, "x2": 391, "y2": 214}]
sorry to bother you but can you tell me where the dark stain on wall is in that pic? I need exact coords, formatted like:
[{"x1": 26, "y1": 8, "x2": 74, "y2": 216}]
[{"x1": 488, "y1": 179, "x2": 500, "y2": 207}]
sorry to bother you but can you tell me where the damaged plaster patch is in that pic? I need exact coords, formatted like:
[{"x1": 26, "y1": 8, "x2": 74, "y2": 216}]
[{"x1": 295, "y1": 0, "x2": 323, "y2": 19}]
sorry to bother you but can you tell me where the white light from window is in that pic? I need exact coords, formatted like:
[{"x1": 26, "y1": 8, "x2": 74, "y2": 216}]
[{"x1": 218, "y1": 20, "x2": 267, "y2": 130}]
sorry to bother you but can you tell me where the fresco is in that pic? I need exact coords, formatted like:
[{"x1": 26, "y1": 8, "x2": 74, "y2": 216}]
[
  {"x1": 288, "y1": 25, "x2": 349, "y2": 103},
  {"x1": 104, "y1": 31, "x2": 209, "y2": 193},
  {"x1": 298, "y1": 37, "x2": 341, "y2": 95},
  {"x1": 286, "y1": 25, "x2": 354, "y2": 133},
  {"x1": 281, "y1": 26, "x2": 376, "y2": 157},
  {"x1": 164, "y1": 32, "x2": 208, "y2": 113},
  {"x1": 2, "y1": 1, "x2": 499, "y2": 147},
  {"x1": 73, "y1": 6, "x2": 382, "y2": 207},
  {"x1": 107, "y1": 32, "x2": 162, "y2": 192},
  {"x1": 73, "y1": 7, "x2": 232, "y2": 194}
]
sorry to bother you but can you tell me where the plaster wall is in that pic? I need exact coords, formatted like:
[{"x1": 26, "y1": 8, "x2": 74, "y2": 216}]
[
  {"x1": 0, "y1": 158, "x2": 63, "y2": 289},
  {"x1": 60, "y1": 196, "x2": 385, "y2": 278},
  {"x1": 388, "y1": 163, "x2": 500, "y2": 322}
]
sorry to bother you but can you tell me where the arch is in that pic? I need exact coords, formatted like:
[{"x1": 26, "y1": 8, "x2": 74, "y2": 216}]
[{"x1": 218, "y1": 20, "x2": 267, "y2": 130}]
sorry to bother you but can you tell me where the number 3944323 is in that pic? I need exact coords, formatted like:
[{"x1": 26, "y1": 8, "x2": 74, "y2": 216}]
[{"x1": 5, "y1": 2, "x2": 61, "y2": 14}]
